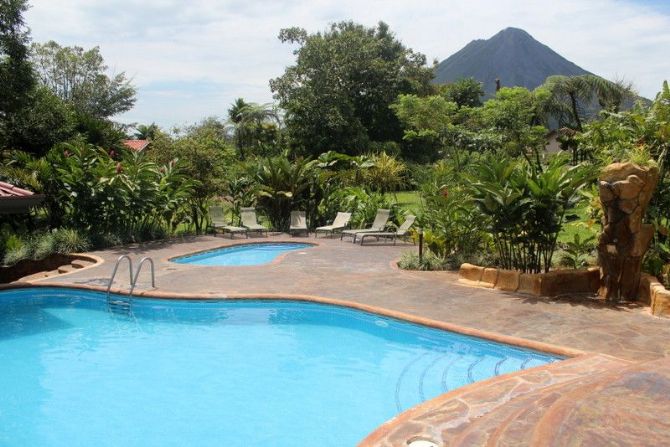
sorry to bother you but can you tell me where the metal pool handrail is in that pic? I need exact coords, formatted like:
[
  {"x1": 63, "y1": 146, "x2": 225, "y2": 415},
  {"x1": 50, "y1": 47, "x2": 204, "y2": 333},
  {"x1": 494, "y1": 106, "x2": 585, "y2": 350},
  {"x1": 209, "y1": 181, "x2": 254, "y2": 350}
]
[
  {"x1": 129, "y1": 257, "x2": 155, "y2": 296},
  {"x1": 106, "y1": 255, "x2": 133, "y2": 299}
]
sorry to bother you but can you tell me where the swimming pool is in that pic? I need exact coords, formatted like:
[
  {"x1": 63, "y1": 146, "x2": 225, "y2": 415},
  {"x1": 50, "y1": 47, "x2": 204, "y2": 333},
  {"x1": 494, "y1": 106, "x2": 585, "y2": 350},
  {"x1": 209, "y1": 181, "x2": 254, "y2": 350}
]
[
  {"x1": 0, "y1": 287, "x2": 561, "y2": 446},
  {"x1": 171, "y1": 242, "x2": 313, "y2": 266}
]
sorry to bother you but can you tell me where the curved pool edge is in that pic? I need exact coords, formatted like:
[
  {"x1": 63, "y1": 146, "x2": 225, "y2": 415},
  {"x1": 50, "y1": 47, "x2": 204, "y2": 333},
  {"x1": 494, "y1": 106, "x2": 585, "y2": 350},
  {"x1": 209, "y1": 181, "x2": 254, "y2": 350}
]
[
  {"x1": 0, "y1": 282, "x2": 592, "y2": 447},
  {"x1": 165, "y1": 240, "x2": 319, "y2": 267},
  {"x1": 0, "y1": 282, "x2": 586, "y2": 359}
]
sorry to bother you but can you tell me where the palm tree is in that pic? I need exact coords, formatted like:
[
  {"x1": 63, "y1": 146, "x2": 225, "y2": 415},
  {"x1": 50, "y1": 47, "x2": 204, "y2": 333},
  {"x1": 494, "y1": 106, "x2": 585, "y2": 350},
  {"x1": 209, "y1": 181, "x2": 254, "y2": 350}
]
[
  {"x1": 226, "y1": 99, "x2": 280, "y2": 159},
  {"x1": 255, "y1": 155, "x2": 315, "y2": 231},
  {"x1": 134, "y1": 123, "x2": 158, "y2": 140},
  {"x1": 540, "y1": 75, "x2": 634, "y2": 131}
]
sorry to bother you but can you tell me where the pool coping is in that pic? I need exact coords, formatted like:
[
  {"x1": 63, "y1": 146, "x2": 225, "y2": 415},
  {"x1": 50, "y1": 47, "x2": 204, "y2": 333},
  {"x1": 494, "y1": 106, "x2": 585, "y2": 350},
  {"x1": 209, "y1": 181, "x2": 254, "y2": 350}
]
[{"x1": 164, "y1": 240, "x2": 319, "y2": 267}]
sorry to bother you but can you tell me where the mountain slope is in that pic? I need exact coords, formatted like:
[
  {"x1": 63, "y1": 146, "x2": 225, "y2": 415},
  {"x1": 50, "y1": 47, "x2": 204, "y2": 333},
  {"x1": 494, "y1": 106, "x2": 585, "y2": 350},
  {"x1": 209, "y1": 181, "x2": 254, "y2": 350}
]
[{"x1": 434, "y1": 28, "x2": 592, "y2": 96}]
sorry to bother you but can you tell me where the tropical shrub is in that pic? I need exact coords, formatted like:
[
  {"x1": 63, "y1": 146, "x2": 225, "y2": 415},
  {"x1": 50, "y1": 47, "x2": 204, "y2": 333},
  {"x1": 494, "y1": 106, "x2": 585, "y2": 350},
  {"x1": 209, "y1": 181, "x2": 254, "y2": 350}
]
[
  {"x1": 364, "y1": 152, "x2": 407, "y2": 193},
  {"x1": 34, "y1": 143, "x2": 195, "y2": 242},
  {"x1": 418, "y1": 188, "x2": 489, "y2": 269},
  {"x1": 2, "y1": 228, "x2": 90, "y2": 266},
  {"x1": 559, "y1": 233, "x2": 596, "y2": 269},
  {"x1": 397, "y1": 250, "x2": 447, "y2": 271},
  {"x1": 470, "y1": 155, "x2": 592, "y2": 273},
  {"x1": 255, "y1": 155, "x2": 316, "y2": 231}
]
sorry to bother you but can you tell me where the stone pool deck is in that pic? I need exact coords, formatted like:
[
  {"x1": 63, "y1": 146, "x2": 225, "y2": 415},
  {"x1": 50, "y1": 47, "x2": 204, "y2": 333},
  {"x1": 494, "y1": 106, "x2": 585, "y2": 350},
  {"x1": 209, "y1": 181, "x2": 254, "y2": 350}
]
[{"x1": 16, "y1": 234, "x2": 670, "y2": 446}]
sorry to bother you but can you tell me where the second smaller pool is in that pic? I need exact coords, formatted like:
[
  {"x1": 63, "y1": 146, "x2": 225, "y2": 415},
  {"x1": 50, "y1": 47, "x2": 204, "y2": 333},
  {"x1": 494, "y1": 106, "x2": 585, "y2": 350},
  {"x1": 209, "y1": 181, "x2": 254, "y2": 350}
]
[{"x1": 172, "y1": 242, "x2": 313, "y2": 266}]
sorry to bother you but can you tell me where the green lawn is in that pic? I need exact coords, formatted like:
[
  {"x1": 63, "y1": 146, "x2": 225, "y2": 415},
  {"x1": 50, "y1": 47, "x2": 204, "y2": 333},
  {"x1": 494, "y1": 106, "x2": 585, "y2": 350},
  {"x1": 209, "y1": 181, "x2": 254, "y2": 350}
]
[
  {"x1": 558, "y1": 203, "x2": 599, "y2": 244},
  {"x1": 386, "y1": 190, "x2": 423, "y2": 213}
]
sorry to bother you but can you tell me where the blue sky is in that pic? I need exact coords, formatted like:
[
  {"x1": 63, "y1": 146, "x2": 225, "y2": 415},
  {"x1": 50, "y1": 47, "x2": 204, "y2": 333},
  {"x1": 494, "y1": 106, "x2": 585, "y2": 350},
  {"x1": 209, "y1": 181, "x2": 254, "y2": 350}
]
[{"x1": 26, "y1": 0, "x2": 670, "y2": 129}]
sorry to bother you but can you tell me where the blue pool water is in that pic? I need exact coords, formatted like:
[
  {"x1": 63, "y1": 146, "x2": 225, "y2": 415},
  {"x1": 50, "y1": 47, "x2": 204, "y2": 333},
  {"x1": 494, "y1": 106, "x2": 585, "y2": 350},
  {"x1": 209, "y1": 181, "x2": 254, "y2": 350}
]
[
  {"x1": 172, "y1": 242, "x2": 312, "y2": 266},
  {"x1": 0, "y1": 288, "x2": 561, "y2": 447}
]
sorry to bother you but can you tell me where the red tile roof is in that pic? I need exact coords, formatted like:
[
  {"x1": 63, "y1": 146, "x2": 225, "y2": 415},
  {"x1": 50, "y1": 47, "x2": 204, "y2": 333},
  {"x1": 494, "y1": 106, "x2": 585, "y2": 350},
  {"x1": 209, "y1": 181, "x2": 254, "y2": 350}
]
[
  {"x1": 0, "y1": 181, "x2": 36, "y2": 198},
  {"x1": 0, "y1": 181, "x2": 43, "y2": 214},
  {"x1": 122, "y1": 139, "x2": 151, "y2": 152}
]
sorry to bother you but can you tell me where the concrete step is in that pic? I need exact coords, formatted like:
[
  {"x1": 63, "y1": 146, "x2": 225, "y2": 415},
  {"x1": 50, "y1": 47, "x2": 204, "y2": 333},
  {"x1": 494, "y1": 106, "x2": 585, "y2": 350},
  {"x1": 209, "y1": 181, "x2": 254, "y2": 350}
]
[
  {"x1": 71, "y1": 259, "x2": 93, "y2": 269},
  {"x1": 57, "y1": 264, "x2": 76, "y2": 274}
]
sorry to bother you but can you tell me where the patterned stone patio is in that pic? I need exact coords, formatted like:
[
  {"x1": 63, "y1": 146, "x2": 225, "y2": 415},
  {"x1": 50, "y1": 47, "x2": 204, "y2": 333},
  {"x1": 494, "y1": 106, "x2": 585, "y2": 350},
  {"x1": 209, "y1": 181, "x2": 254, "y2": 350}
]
[{"x1": 16, "y1": 234, "x2": 670, "y2": 446}]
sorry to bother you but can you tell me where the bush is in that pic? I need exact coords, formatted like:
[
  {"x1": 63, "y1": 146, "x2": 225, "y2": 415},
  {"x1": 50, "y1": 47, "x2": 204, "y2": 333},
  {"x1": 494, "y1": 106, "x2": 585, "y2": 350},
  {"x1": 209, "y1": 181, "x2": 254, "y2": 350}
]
[
  {"x1": 53, "y1": 228, "x2": 91, "y2": 253},
  {"x1": 1, "y1": 228, "x2": 91, "y2": 266},
  {"x1": 33, "y1": 232, "x2": 56, "y2": 260},
  {"x1": 559, "y1": 233, "x2": 596, "y2": 269},
  {"x1": 470, "y1": 155, "x2": 593, "y2": 273},
  {"x1": 3, "y1": 244, "x2": 30, "y2": 266},
  {"x1": 397, "y1": 251, "x2": 447, "y2": 271}
]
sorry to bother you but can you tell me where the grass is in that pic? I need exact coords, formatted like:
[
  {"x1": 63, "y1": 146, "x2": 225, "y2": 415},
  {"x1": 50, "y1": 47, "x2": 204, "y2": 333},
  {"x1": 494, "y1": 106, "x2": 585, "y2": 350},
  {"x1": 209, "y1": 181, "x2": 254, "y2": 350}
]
[
  {"x1": 558, "y1": 203, "x2": 599, "y2": 244},
  {"x1": 386, "y1": 190, "x2": 423, "y2": 214}
]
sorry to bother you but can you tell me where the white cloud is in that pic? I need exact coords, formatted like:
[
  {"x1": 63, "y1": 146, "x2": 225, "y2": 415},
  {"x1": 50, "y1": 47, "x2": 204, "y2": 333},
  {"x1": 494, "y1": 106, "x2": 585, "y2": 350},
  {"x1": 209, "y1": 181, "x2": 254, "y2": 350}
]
[{"x1": 25, "y1": 0, "x2": 670, "y2": 127}]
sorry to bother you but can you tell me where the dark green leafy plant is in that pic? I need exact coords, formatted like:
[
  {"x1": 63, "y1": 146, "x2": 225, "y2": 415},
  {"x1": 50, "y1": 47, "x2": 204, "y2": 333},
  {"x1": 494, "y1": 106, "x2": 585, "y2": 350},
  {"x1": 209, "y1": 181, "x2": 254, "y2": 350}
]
[
  {"x1": 560, "y1": 233, "x2": 596, "y2": 269},
  {"x1": 255, "y1": 155, "x2": 316, "y2": 231},
  {"x1": 470, "y1": 155, "x2": 592, "y2": 273}
]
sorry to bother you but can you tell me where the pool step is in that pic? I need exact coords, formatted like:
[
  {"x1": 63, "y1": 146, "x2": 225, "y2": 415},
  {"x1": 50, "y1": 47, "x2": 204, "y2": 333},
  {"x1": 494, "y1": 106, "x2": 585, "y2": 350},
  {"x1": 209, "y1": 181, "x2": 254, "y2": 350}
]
[
  {"x1": 360, "y1": 354, "x2": 630, "y2": 447},
  {"x1": 108, "y1": 296, "x2": 133, "y2": 316},
  {"x1": 71, "y1": 259, "x2": 93, "y2": 269}
]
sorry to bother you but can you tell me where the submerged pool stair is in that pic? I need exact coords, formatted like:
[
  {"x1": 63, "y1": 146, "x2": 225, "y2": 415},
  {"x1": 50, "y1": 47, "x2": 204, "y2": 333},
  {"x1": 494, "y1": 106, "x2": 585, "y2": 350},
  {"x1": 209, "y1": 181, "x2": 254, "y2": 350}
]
[{"x1": 105, "y1": 255, "x2": 156, "y2": 315}]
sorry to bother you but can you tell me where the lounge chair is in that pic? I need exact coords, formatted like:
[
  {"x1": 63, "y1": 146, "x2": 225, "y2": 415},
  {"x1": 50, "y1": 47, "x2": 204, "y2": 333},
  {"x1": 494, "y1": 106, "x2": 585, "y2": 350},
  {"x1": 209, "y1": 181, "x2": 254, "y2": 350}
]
[
  {"x1": 289, "y1": 210, "x2": 308, "y2": 236},
  {"x1": 240, "y1": 207, "x2": 268, "y2": 235},
  {"x1": 315, "y1": 212, "x2": 352, "y2": 238},
  {"x1": 341, "y1": 209, "x2": 391, "y2": 243},
  {"x1": 359, "y1": 215, "x2": 416, "y2": 245},
  {"x1": 209, "y1": 206, "x2": 248, "y2": 238}
]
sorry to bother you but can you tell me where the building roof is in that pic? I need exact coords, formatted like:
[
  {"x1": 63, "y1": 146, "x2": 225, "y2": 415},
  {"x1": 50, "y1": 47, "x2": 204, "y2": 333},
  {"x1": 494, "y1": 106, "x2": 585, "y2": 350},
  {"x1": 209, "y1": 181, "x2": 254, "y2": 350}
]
[
  {"x1": 122, "y1": 139, "x2": 151, "y2": 152},
  {"x1": 0, "y1": 181, "x2": 36, "y2": 198},
  {"x1": 0, "y1": 181, "x2": 44, "y2": 214}
]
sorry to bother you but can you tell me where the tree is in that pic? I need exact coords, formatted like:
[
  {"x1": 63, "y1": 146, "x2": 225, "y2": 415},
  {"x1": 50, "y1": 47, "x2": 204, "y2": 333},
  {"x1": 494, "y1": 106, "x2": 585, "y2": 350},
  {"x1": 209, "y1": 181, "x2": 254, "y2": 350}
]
[
  {"x1": 0, "y1": 0, "x2": 35, "y2": 148},
  {"x1": 255, "y1": 155, "x2": 316, "y2": 231},
  {"x1": 31, "y1": 41, "x2": 136, "y2": 118},
  {"x1": 134, "y1": 123, "x2": 158, "y2": 140},
  {"x1": 480, "y1": 87, "x2": 549, "y2": 170},
  {"x1": 270, "y1": 21, "x2": 434, "y2": 156},
  {"x1": 147, "y1": 120, "x2": 234, "y2": 233},
  {"x1": 539, "y1": 74, "x2": 634, "y2": 131},
  {"x1": 2, "y1": 85, "x2": 75, "y2": 153},
  {"x1": 226, "y1": 99, "x2": 280, "y2": 159},
  {"x1": 440, "y1": 78, "x2": 484, "y2": 108}
]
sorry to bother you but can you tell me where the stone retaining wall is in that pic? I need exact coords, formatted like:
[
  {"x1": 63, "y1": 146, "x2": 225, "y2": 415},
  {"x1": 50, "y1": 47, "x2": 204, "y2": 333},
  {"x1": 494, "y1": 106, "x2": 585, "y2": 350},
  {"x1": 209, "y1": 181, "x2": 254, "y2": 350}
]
[
  {"x1": 458, "y1": 263, "x2": 600, "y2": 296},
  {"x1": 459, "y1": 263, "x2": 670, "y2": 317}
]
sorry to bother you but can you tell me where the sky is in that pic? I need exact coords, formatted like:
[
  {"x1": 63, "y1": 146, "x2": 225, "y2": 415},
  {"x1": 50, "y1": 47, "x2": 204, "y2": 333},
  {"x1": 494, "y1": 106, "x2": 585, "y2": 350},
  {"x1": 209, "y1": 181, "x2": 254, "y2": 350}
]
[{"x1": 25, "y1": 0, "x2": 670, "y2": 129}]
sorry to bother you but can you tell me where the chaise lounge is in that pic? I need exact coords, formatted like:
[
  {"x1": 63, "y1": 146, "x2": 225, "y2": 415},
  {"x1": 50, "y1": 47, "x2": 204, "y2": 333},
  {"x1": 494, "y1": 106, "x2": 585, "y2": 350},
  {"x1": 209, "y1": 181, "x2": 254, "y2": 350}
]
[
  {"x1": 340, "y1": 209, "x2": 390, "y2": 243},
  {"x1": 208, "y1": 206, "x2": 248, "y2": 238},
  {"x1": 315, "y1": 212, "x2": 352, "y2": 238},
  {"x1": 289, "y1": 210, "x2": 309, "y2": 236},
  {"x1": 359, "y1": 214, "x2": 416, "y2": 245},
  {"x1": 240, "y1": 207, "x2": 268, "y2": 236}
]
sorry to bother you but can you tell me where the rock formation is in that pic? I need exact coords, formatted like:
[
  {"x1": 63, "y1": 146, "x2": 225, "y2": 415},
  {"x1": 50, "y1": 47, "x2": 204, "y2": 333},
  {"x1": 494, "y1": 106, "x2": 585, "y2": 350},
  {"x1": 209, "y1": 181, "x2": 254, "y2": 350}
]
[{"x1": 598, "y1": 162, "x2": 659, "y2": 302}]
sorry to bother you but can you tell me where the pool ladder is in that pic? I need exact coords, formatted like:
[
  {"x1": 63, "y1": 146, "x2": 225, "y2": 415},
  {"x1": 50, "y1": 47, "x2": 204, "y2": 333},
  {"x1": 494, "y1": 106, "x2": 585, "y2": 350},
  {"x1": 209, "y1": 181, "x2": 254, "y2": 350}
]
[{"x1": 105, "y1": 255, "x2": 156, "y2": 315}]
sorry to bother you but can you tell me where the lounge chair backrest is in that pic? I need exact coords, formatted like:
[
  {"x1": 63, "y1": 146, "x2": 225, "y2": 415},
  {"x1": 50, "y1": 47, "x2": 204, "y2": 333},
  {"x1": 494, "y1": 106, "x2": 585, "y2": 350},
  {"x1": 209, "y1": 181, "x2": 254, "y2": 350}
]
[
  {"x1": 209, "y1": 206, "x2": 224, "y2": 219},
  {"x1": 241, "y1": 207, "x2": 259, "y2": 227},
  {"x1": 396, "y1": 215, "x2": 416, "y2": 235},
  {"x1": 332, "y1": 212, "x2": 351, "y2": 228},
  {"x1": 371, "y1": 209, "x2": 391, "y2": 231},
  {"x1": 291, "y1": 210, "x2": 307, "y2": 228}
]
